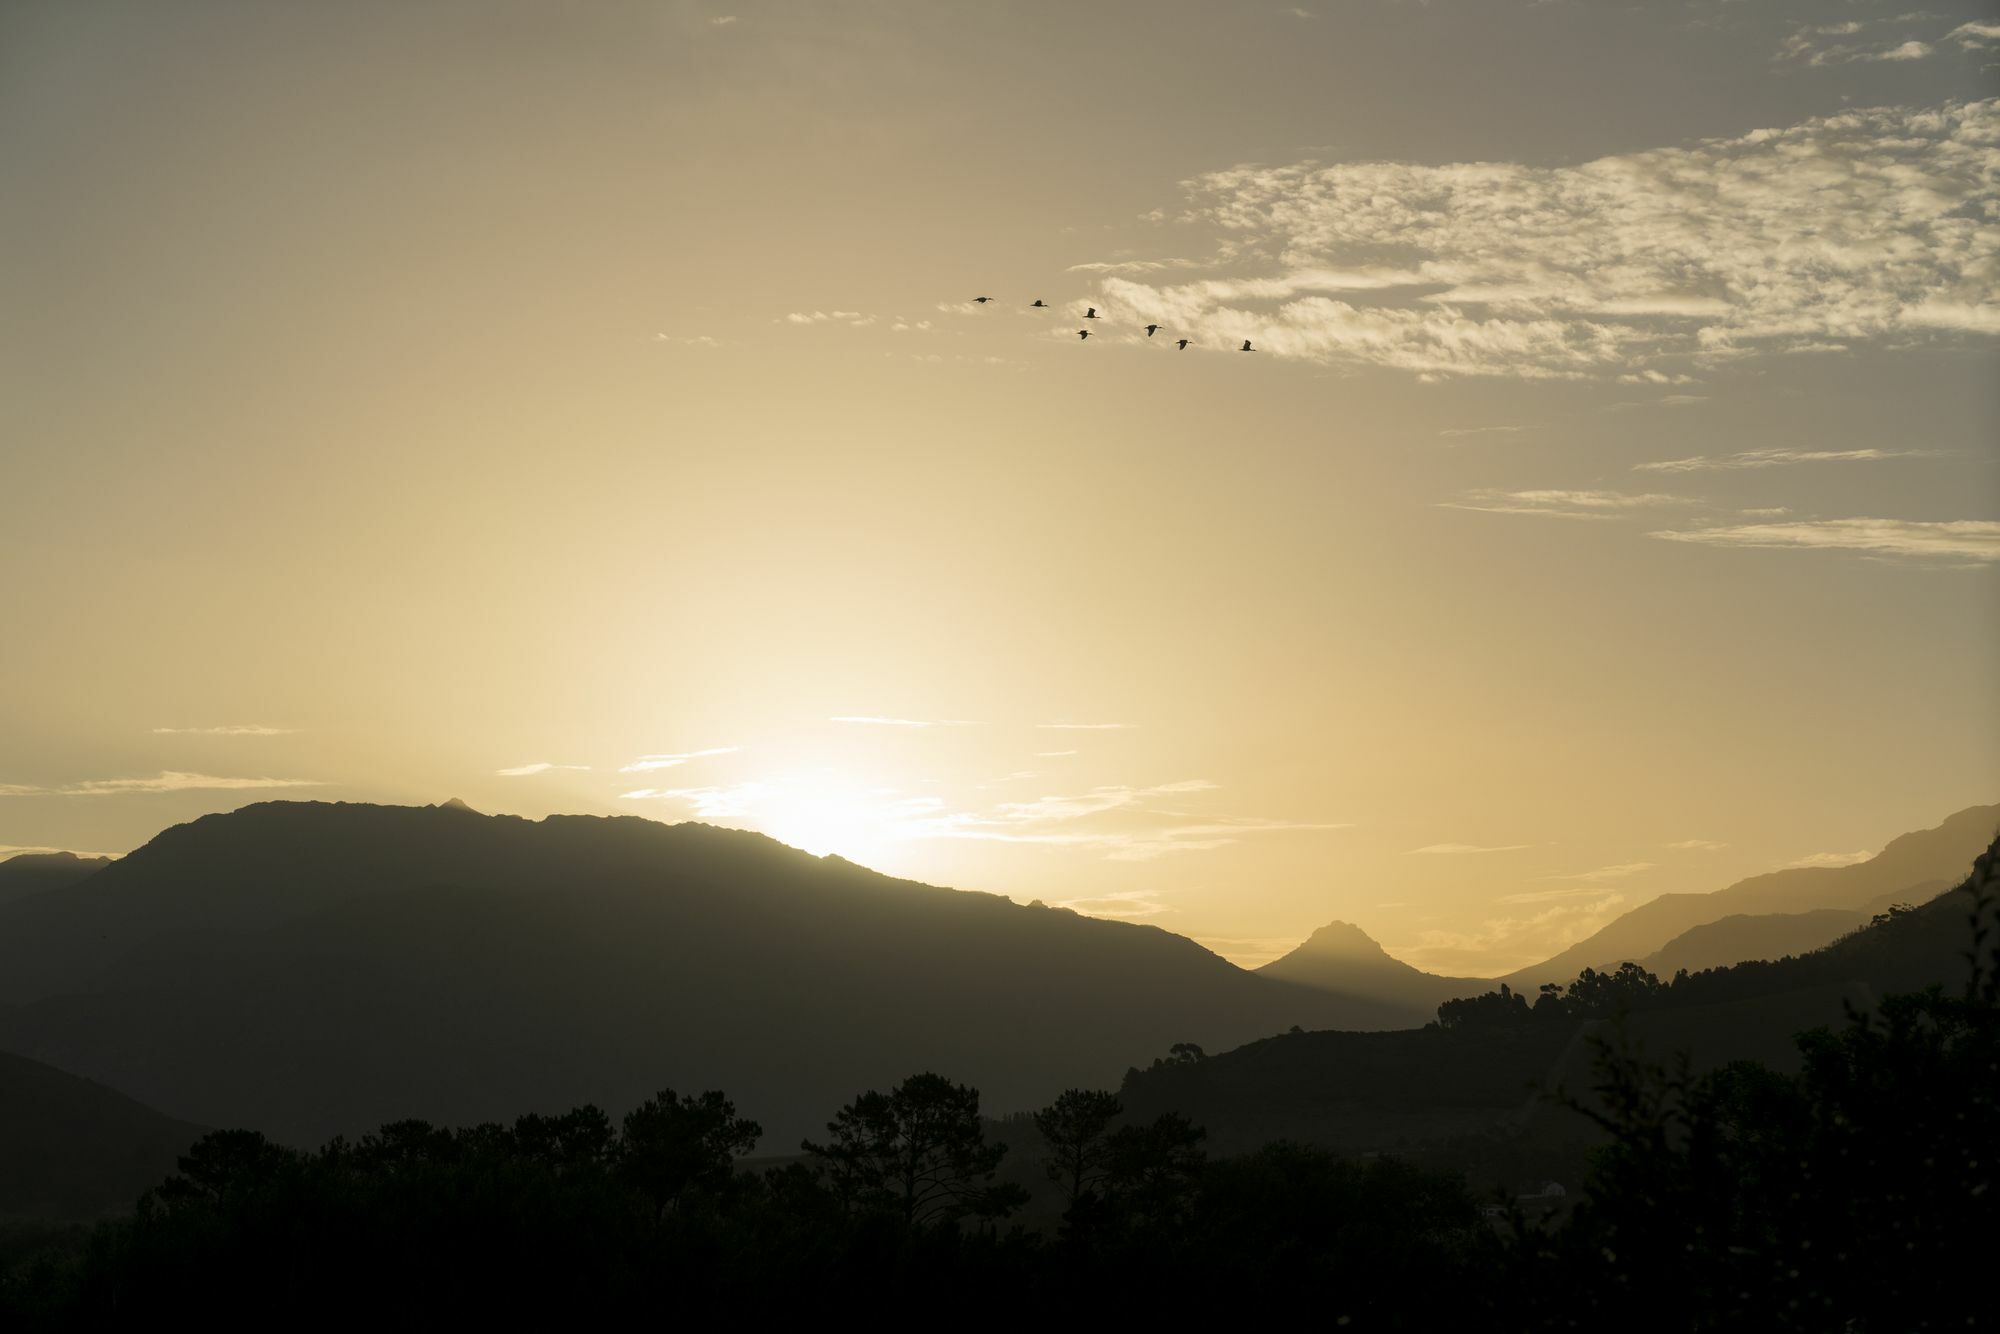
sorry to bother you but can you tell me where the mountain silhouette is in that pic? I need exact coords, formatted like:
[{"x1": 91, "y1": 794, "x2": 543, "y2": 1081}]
[
  {"x1": 1123, "y1": 837, "x2": 1999, "y2": 1158},
  {"x1": 0, "y1": 850, "x2": 114, "y2": 906},
  {"x1": 1496, "y1": 803, "x2": 1998, "y2": 990},
  {"x1": 0, "y1": 1049, "x2": 202, "y2": 1219},
  {"x1": 1257, "y1": 920, "x2": 1481, "y2": 1011},
  {"x1": 0, "y1": 801, "x2": 1427, "y2": 1147}
]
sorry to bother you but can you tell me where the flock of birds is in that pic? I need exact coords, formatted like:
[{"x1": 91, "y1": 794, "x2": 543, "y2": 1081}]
[{"x1": 971, "y1": 296, "x2": 1255, "y2": 352}]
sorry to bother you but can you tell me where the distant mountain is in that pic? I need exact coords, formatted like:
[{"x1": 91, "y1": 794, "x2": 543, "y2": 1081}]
[
  {"x1": 1257, "y1": 920, "x2": 1481, "y2": 1012},
  {"x1": 0, "y1": 1050, "x2": 202, "y2": 1220},
  {"x1": 1123, "y1": 837, "x2": 1999, "y2": 1162},
  {"x1": 1497, "y1": 803, "x2": 1998, "y2": 990},
  {"x1": 0, "y1": 801, "x2": 1427, "y2": 1149},
  {"x1": 0, "y1": 850, "x2": 113, "y2": 906}
]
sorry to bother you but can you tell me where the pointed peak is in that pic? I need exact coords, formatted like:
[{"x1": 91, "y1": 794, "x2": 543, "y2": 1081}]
[
  {"x1": 1298, "y1": 919, "x2": 1393, "y2": 960},
  {"x1": 435, "y1": 797, "x2": 480, "y2": 815}
]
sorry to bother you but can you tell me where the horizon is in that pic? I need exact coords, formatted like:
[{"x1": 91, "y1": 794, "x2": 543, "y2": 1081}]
[{"x1": 4, "y1": 0, "x2": 1996, "y2": 978}]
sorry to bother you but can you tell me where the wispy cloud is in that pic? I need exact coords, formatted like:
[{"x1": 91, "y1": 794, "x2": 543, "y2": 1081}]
[
  {"x1": 1056, "y1": 889, "x2": 1174, "y2": 919},
  {"x1": 1666, "y1": 839, "x2": 1727, "y2": 851},
  {"x1": 1034, "y1": 749, "x2": 1079, "y2": 758},
  {"x1": 1036, "y1": 721, "x2": 1134, "y2": 731},
  {"x1": 829, "y1": 716, "x2": 978, "y2": 728},
  {"x1": 1650, "y1": 518, "x2": 2000, "y2": 563},
  {"x1": 1550, "y1": 861, "x2": 1658, "y2": 882},
  {"x1": 0, "y1": 772, "x2": 321, "y2": 797},
  {"x1": 1948, "y1": 22, "x2": 2000, "y2": 50},
  {"x1": 1443, "y1": 489, "x2": 1690, "y2": 519},
  {"x1": 618, "y1": 747, "x2": 740, "y2": 774},
  {"x1": 496, "y1": 762, "x2": 592, "y2": 777},
  {"x1": 1787, "y1": 849, "x2": 1874, "y2": 869},
  {"x1": 149, "y1": 725, "x2": 296, "y2": 736},
  {"x1": 784, "y1": 310, "x2": 876, "y2": 327},
  {"x1": 1409, "y1": 842, "x2": 1533, "y2": 855},
  {"x1": 1498, "y1": 886, "x2": 1624, "y2": 905},
  {"x1": 1635, "y1": 448, "x2": 1936, "y2": 473},
  {"x1": 1438, "y1": 424, "x2": 1527, "y2": 439},
  {"x1": 1087, "y1": 101, "x2": 2000, "y2": 378},
  {"x1": 618, "y1": 782, "x2": 770, "y2": 818}
]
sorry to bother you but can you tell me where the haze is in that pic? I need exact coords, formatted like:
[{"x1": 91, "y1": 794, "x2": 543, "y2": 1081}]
[{"x1": 3, "y1": 0, "x2": 1996, "y2": 976}]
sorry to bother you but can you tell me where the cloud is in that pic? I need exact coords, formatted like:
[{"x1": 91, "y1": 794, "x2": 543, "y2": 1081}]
[
  {"x1": 1787, "y1": 849, "x2": 1875, "y2": 869},
  {"x1": 1651, "y1": 518, "x2": 2000, "y2": 563},
  {"x1": 1409, "y1": 842, "x2": 1533, "y2": 855},
  {"x1": 0, "y1": 772, "x2": 322, "y2": 797},
  {"x1": 1056, "y1": 889, "x2": 1174, "y2": 919},
  {"x1": 1438, "y1": 424, "x2": 1527, "y2": 438},
  {"x1": 708, "y1": 14, "x2": 737, "y2": 26},
  {"x1": 1635, "y1": 448, "x2": 1936, "y2": 473},
  {"x1": 0, "y1": 844, "x2": 123, "y2": 860},
  {"x1": 1036, "y1": 721, "x2": 1134, "y2": 731},
  {"x1": 1443, "y1": 489, "x2": 1690, "y2": 519},
  {"x1": 828, "y1": 716, "x2": 978, "y2": 728},
  {"x1": 1666, "y1": 839, "x2": 1728, "y2": 851},
  {"x1": 617, "y1": 782, "x2": 770, "y2": 818},
  {"x1": 909, "y1": 780, "x2": 1346, "y2": 862},
  {"x1": 1498, "y1": 886, "x2": 1624, "y2": 906},
  {"x1": 1550, "y1": 861, "x2": 1658, "y2": 881},
  {"x1": 1398, "y1": 891, "x2": 1631, "y2": 975},
  {"x1": 1034, "y1": 750, "x2": 1079, "y2": 758},
  {"x1": 1086, "y1": 100, "x2": 2000, "y2": 378},
  {"x1": 1066, "y1": 258, "x2": 1203, "y2": 275},
  {"x1": 496, "y1": 763, "x2": 592, "y2": 777},
  {"x1": 617, "y1": 747, "x2": 740, "y2": 773},
  {"x1": 784, "y1": 310, "x2": 875, "y2": 327},
  {"x1": 149, "y1": 725, "x2": 295, "y2": 736},
  {"x1": 1948, "y1": 22, "x2": 2000, "y2": 50}
]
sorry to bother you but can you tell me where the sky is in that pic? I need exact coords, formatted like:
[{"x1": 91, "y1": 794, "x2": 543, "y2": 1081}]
[{"x1": 2, "y1": 0, "x2": 1996, "y2": 976}]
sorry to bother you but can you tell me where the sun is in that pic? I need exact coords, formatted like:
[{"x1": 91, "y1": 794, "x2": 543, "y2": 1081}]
[{"x1": 742, "y1": 769, "x2": 908, "y2": 864}]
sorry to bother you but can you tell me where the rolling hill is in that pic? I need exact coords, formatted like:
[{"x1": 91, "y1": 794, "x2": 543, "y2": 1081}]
[
  {"x1": 0, "y1": 851, "x2": 113, "y2": 907},
  {"x1": 0, "y1": 800, "x2": 1428, "y2": 1149},
  {"x1": 0, "y1": 1050, "x2": 202, "y2": 1220},
  {"x1": 1495, "y1": 803, "x2": 1998, "y2": 991}
]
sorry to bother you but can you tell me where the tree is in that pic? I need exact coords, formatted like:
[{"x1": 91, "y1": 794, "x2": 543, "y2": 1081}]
[
  {"x1": 1102, "y1": 1112, "x2": 1207, "y2": 1231},
  {"x1": 617, "y1": 1088, "x2": 761, "y2": 1217},
  {"x1": 515, "y1": 1105, "x2": 617, "y2": 1176},
  {"x1": 1033, "y1": 1089, "x2": 1123, "y2": 1209},
  {"x1": 801, "y1": 1072, "x2": 1019, "y2": 1227},
  {"x1": 151, "y1": 1129, "x2": 300, "y2": 1208}
]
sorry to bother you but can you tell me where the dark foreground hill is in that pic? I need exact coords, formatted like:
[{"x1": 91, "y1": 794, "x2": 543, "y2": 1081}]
[
  {"x1": 0, "y1": 1052, "x2": 201, "y2": 1220},
  {"x1": 0, "y1": 801, "x2": 1424, "y2": 1148}
]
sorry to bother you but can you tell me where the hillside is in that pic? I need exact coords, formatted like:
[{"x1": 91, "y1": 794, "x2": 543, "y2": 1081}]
[
  {"x1": 1496, "y1": 803, "x2": 1997, "y2": 990},
  {"x1": 0, "y1": 1051, "x2": 202, "y2": 1220},
  {"x1": 1122, "y1": 837, "x2": 1998, "y2": 1169},
  {"x1": 0, "y1": 800, "x2": 1427, "y2": 1148},
  {"x1": 0, "y1": 851, "x2": 113, "y2": 907}
]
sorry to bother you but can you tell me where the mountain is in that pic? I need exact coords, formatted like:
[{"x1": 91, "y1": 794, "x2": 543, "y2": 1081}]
[
  {"x1": 1257, "y1": 920, "x2": 1481, "y2": 1012},
  {"x1": 1497, "y1": 803, "x2": 1998, "y2": 990},
  {"x1": 0, "y1": 800, "x2": 1428, "y2": 1149},
  {"x1": 1122, "y1": 837, "x2": 1999, "y2": 1165},
  {"x1": 0, "y1": 1050, "x2": 202, "y2": 1220},
  {"x1": 0, "y1": 850, "x2": 113, "y2": 906}
]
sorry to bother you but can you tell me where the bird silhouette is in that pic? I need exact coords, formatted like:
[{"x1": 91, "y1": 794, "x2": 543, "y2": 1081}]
[
  {"x1": 1077, "y1": 329, "x2": 1091, "y2": 340},
  {"x1": 973, "y1": 297, "x2": 994, "y2": 304},
  {"x1": 1145, "y1": 324, "x2": 1165, "y2": 337},
  {"x1": 1175, "y1": 338, "x2": 1190, "y2": 350},
  {"x1": 1030, "y1": 299, "x2": 1048, "y2": 308},
  {"x1": 1240, "y1": 339, "x2": 1256, "y2": 352},
  {"x1": 1084, "y1": 307, "x2": 1100, "y2": 319}
]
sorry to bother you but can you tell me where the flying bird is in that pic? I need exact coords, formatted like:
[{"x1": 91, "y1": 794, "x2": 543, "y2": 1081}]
[
  {"x1": 1175, "y1": 339, "x2": 1190, "y2": 350},
  {"x1": 1077, "y1": 329, "x2": 1091, "y2": 340},
  {"x1": 1030, "y1": 299, "x2": 1048, "y2": 308},
  {"x1": 973, "y1": 297, "x2": 995, "y2": 304},
  {"x1": 1240, "y1": 339, "x2": 1256, "y2": 352},
  {"x1": 1084, "y1": 307, "x2": 1100, "y2": 319},
  {"x1": 1144, "y1": 324, "x2": 1164, "y2": 337}
]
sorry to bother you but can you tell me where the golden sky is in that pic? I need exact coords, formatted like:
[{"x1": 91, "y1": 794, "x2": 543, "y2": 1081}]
[{"x1": 3, "y1": 0, "x2": 1997, "y2": 974}]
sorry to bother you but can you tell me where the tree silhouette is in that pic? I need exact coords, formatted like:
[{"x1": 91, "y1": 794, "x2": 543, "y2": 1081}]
[
  {"x1": 1033, "y1": 1088, "x2": 1123, "y2": 1209},
  {"x1": 801, "y1": 1072, "x2": 1020, "y2": 1227},
  {"x1": 1102, "y1": 1112, "x2": 1207, "y2": 1231},
  {"x1": 618, "y1": 1088, "x2": 761, "y2": 1218}
]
